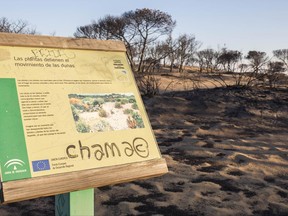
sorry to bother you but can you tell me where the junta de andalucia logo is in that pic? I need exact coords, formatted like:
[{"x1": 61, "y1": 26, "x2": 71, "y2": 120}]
[{"x1": 4, "y1": 158, "x2": 28, "y2": 175}]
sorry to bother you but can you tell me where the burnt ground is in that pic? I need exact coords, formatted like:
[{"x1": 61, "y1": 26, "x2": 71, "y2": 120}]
[{"x1": 0, "y1": 86, "x2": 288, "y2": 215}]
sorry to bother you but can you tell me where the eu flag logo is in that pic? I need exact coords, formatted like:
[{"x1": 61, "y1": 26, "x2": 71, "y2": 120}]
[{"x1": 32, "y1": 160, "x2": 50, "y2": 172}]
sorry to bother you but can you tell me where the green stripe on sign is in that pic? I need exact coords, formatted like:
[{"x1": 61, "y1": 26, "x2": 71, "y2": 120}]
[{"x1": 0, "y1": 78, "x2": 31, "y2": 182}]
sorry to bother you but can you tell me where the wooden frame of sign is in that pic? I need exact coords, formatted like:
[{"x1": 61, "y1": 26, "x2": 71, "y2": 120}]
[{"x1": 0, "y1": 33, "x2": 168, "y2": 204}]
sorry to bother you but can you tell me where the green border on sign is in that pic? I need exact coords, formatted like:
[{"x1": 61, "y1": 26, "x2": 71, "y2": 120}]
[{"x1": 0, "y1": 78, "x2": 31, "y2": 182}]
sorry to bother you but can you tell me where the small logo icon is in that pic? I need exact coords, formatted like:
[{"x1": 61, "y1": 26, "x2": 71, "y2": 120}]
[
  {"x1": 32, "y1": 159, "x2": 50, "y2": 172},
  {"x1": 4, "y1": 159, "x2": 25, "y2": 171},
  {"x1": 115, "y1": 70, "x2": 129, "y2": 82}
]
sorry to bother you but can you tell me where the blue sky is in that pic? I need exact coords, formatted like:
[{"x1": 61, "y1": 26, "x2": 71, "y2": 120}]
[{"x1": 1, "y1": 0, "x2": 287, "y2": 56}]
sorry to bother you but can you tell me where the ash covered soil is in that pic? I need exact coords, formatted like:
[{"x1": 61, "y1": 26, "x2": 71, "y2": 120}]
[{"x1": 1, "y1": 86, "x2": 288, "y2": 216}]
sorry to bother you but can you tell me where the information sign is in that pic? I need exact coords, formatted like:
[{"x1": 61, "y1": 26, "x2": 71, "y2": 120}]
[{"x1": 0, "y1": 33, "x2": 167, "y2": 203}]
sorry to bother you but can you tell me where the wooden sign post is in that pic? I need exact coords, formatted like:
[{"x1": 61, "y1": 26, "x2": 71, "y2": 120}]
[
  {"x1": 0, "y1": 33, "x2": 168, "y2": 214},
  {"x1": 56, "y1": 189, "x2": 94, "y2": 216}
]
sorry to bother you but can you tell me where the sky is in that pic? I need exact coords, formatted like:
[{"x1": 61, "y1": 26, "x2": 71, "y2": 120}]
[{"x1": 1, "y1": 0, "x2": 288, "y2": 57}]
